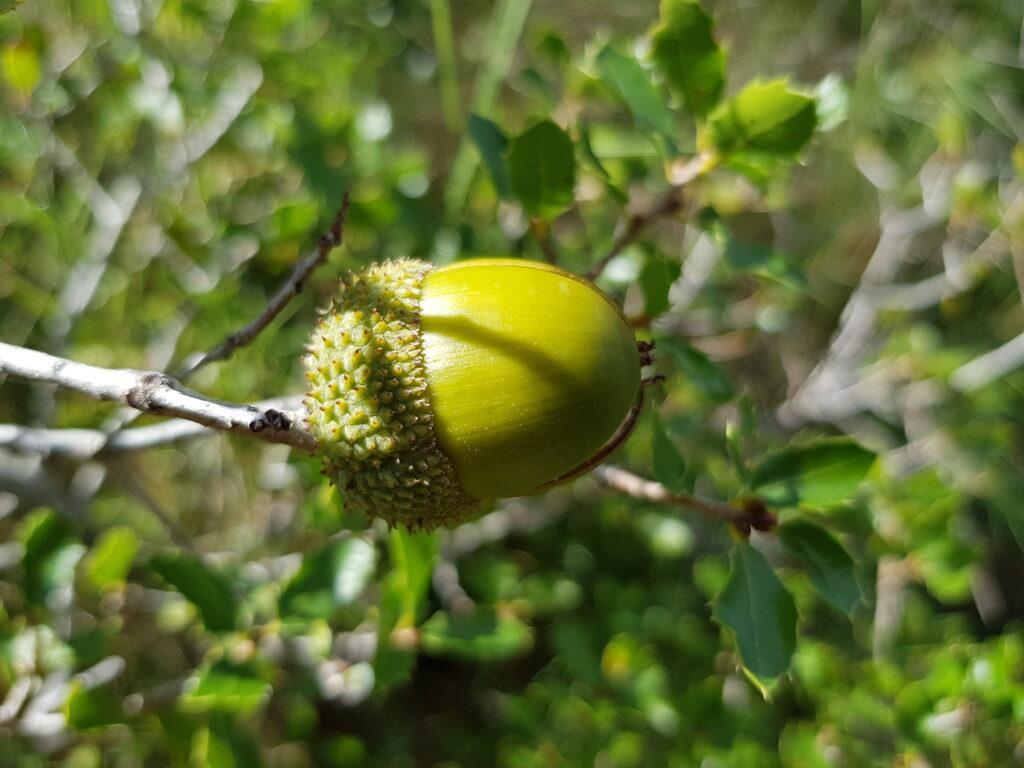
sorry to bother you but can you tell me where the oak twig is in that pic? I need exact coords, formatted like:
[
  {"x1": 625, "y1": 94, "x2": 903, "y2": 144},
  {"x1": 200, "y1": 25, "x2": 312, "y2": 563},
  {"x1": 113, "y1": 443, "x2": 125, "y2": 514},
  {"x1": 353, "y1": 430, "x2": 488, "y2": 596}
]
[
  {"x1": 0, "y1": 342, "x2": 315, "y2": 453},
  {"x1": 585, "y1": 153, "x2": 711, "y2": 282},
  {"x1": 173, "y1": 194, "x2": 352, "y2": 379},
  {"x1": 593, "y1": 464, "x2": 774, "y2": 532}
]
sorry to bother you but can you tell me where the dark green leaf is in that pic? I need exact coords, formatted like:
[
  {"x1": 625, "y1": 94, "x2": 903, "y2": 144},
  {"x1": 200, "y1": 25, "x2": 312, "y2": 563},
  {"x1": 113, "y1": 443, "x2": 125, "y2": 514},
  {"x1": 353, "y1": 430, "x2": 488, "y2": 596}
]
[
  {"x1": 64, "y1": 682, "x2": 124, "y2": 730},
  {"x1": 375, "y1": 530, "x2": 438, "y2": 690},
  {"x1": 196, "y1": 714, "x2": 264, "y2": 768},
  {"x1": 579, "y1": 126, "x2": 628, "y2": 204},
  {"x1": 722, "y1": 232, "x2": 805, "y2": 289},
  {"x1": 420, "y1": 608, "x2": 533, "y2": 661},
  {"x1": 714, "y1": 542, "x2": 796, "y2": 679},
  {"x1": 639, "y1": 253, "x2": 681, "y2": 318},
  {"x1": 708, "y1": 79, "x2": 817, "y2": 156},
  {"x1": 468, "y1": 114, "x2": 511, "y2": 198},
  {"x1": 18, "y1": 509, "x2": 83, "y2": 607},
  {"x1": 778, "y1": 521, "x2": 861, "y2": 616},
  {"x1": 150, "y1": 553, "x2": 238, "y2": 633},
  {"x1": 279, "y1": 536, "x2": 376, "y2": 620},
  {"x1": 750, "y1": 438, "x2": 876, "y2": 509},
  {"x1": 507, "y1": 120, "x2": 576, "y2": 217},
  {"x1": 650, "y1": 0, "x2": 725, "y2": 116},
  {"x1": 651, "y1": 410, "x2": 687, "y2": 493},
  {"x1": 658, "y1": 336, "x2": 735, "y2": 402},
  {"x1": 596, "y1": 46, "x2": 675, "y2": 136},
  {"x1": 182, "y1": 660, "x2": 271, "y2": 714},
  {"x1": 82, "y1": 527, "x2": 138, "y2": 591}
]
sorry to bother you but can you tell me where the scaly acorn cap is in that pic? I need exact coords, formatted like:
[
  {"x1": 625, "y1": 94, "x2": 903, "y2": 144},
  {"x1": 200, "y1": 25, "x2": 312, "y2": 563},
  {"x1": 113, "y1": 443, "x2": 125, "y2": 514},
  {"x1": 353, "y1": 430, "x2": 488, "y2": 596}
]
[{"x1": 303, "y1": 257, "x2": 643, "y2": 530}]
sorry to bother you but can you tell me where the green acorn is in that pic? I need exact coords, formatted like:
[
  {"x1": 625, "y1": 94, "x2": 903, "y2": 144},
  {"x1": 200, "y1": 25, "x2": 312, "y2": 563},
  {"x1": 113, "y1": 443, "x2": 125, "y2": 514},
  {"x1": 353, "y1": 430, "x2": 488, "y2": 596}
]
[{"x1": 303, "y1": 257, "x2": 643, "y2": 529}]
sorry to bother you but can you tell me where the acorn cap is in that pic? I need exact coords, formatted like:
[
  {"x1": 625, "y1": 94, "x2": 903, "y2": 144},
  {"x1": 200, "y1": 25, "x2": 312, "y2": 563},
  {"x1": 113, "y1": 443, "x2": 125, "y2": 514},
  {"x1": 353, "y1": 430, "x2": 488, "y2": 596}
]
[{"x1": 304, "y1": 257, "x2": 642, "y2": 529}]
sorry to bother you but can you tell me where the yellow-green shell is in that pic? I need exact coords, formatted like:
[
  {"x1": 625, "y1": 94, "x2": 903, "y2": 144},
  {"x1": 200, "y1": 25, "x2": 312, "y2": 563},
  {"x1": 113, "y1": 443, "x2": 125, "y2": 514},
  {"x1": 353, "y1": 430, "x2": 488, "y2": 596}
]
[{"x1": 304, "y1": 257, "x2": 642, "y2": 529}]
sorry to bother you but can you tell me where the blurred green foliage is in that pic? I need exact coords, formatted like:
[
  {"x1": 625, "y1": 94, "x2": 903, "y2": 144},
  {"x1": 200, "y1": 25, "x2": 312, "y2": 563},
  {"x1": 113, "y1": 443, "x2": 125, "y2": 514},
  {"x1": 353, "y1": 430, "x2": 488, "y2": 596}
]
[{"x1": 1, "y1": 0, "x2": 1023, "y2": 765}]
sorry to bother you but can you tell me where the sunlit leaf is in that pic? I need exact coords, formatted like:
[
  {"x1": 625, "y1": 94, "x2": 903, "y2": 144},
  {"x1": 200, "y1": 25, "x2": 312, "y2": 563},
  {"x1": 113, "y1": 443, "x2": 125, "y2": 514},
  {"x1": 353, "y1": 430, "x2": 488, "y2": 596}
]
[
  {"x1": 420, "y1": 608, "x2": 533, "y2": 661},
  {"x1": 65, "y1": 682, "x2": 124, "y2": 730},
  {"x1": 182, "y1": 660, "x2": 271, "y2": 714},
  {"x1": 750, "y1": 438, "x2": 876, "y2": 509},
  {"x1": 650, "y1": 0, "x2": 725, "y2": 116},
  {"x1": 708, "y1": 79, "x2": 817, "y2": 156},
  {"x1": 596, "y1": 46, "x2": 675, "y2": 137},
  {"x1": 82, "y1": 527, "x2": 139, "y2": 591},
  {"x1": 279, "y1": 536, "x2": 376, "y2": 620}
]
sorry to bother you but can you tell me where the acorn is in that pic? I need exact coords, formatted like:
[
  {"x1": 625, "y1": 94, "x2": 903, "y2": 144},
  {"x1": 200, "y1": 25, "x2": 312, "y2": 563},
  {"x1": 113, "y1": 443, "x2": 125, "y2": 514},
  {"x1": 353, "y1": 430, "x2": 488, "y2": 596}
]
[{"x1": 303, "y1": 257, "x2": 643, "y2": 529}]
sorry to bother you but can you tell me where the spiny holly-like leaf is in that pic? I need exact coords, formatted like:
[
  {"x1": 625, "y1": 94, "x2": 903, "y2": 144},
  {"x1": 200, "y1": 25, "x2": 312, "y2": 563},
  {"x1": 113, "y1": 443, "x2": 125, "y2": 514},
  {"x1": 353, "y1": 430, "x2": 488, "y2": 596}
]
[
  {"x1": 150, "y1": 553, "x2": 238, "y2": 633},
  {"x1": 279, "y1": 536, "x2": 376, "y2": 620},
  {"x1": 750, "y1": 438, "x2": 876, "y2": 509},
  {"x1": 651, "y1": 0, "x2": 725, "y2": 116},
  {"x1": 420, "y1": 608, "x2": 533, "y2": 661},
  {"x1": 468, "y1": 114, "x2": 511, "y2": 198},
  {"x1": 596, "y1": 46, "x2": 676, "y2": 136},
  {"x1": 507, "y1": 120, "x2": 576, "y2": 218},
  {"x1": 714, "y1": 542, "x2": 796, "y2": 679},
  {"x1": 658, "y1": 336, "x2": 735, "y2": 402},
  {"x1": 651, "y1": 409, "x2": 687, "y2": 493},
  {"x1": 778, "y1": 521, "x2": 861, "y2": 616},
  {"x1": 707, "y1": 79, "x2": 817, "y2": 156}
]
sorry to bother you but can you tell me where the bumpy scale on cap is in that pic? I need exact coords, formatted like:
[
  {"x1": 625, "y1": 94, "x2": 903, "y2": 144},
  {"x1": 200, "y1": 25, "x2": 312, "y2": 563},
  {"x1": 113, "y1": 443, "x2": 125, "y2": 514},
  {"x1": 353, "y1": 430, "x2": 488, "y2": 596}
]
[{"x1": 303, "y1": 259, "x2": 477, "y2": 529}]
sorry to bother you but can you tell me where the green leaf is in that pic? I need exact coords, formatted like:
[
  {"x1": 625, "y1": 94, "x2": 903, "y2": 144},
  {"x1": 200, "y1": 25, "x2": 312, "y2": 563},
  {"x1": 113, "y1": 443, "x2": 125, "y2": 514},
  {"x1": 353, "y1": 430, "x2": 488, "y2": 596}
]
[
  {"x1": 714, "y1": 542, "x2": 796, "y2": 679},
  {"x1": 375, "y1": 529, "x2": 439, "y2": 690},
  {"x1": 193, "y1": 714, "x2": 264, "y2": 768},
  {"x1": 721, "y1": 231, "x2": 805, "y2": 289},
  {"x1": 82, "y1": 527, "x2": 139, "y2": 591},
  {"x1": 639, "y1": 253, "x2": 681, "y2": 318},
  {"x1": 778, "y1": 521, "x2": 861, "y2": 616},
  {"x1": 468, "y1": 114, "x2": 511, "y2": 198},
  {"x1": 279, "y1": 536, "x2": 376, "y2": 620},
  {"x1": 64, "y1": 682, "x2": 124, "y2": 730},
  {"x1": 596, "y1": 46, "x2": 676, "y2": 137},
  {"x1": 182, "y1": 660, "x2": 271, "y2": 714},
  {"x1": 507, "y1": 120, "x2": 576, "y2": 218},
  {"x1": 750, "y1": 438, "x2": 876, "y2": 509},
  {"x1": 420, "y1": 608, "x2": 533, "y2": 661},
  {"x1": 650, "y1": 0, "x2": 725, "y2": 116},
  {"x1": 150, "y1": 553, "x2": 238, "y2": 633},
  {"x1": 651, "y1": 410, "x2": 686, "y2": 493},
  {"x1": 707, "y1": 79, "x2": 817, "y2": 157},
  {"x1": 658, "y1": 337, "x2": 735, "y2": 402},
  {"x1": 18, "y1": 509, "x2": 84, "y2": 607}
]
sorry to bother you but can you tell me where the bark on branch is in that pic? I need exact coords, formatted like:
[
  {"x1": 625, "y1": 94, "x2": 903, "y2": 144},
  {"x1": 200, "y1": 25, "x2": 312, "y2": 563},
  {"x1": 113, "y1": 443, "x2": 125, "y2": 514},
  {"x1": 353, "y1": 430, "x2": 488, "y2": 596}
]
[{"x1": 0, "y1": 342, "x2": 315, "y2": 453}]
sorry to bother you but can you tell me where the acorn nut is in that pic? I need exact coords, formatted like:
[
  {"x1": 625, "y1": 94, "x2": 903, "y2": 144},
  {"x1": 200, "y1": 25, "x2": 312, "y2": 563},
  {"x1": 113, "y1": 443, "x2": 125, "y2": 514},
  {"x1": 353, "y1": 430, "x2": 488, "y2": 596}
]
[{"x1": 303, "y1": 257, "x2": 643, "y2": 529}]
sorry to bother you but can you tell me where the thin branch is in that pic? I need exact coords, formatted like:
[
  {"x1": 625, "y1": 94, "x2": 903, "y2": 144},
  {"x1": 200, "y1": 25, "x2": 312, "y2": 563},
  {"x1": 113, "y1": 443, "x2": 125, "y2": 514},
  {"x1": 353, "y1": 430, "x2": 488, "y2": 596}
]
[
  {"x1": 585, "y1": 153, "x2": 711, "y2": 282},
  {"x1": 592, "y1": 464, "x2": 762, "y2": 529},
  {"x1": 529, "y1": 218, "x2": 560, "y2": 264},
  {"x1": 0, "y1": 396, "x2": 303, "y2": 460},
  {"x1": 173, "y1": 194, "x2": 352, "y2": 379},
  {"x1": 0, "y1": 342, "x2": 315, "y2": 453},
  {"x1": 949, "y1": 330, "x2": 1024, "y2": 392}
]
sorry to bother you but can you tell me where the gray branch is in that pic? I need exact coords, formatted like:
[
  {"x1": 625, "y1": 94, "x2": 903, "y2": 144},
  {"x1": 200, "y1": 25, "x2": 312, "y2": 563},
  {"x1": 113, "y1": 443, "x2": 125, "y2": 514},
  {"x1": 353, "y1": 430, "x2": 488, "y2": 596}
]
[{"x1": 0, "y1": 342, "x2": 314, "y2": 454}]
